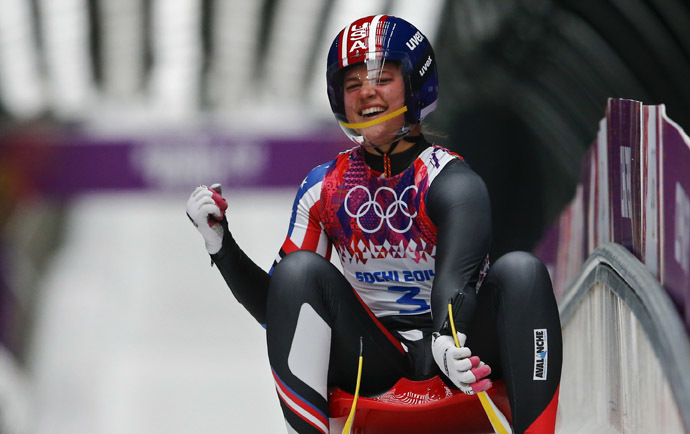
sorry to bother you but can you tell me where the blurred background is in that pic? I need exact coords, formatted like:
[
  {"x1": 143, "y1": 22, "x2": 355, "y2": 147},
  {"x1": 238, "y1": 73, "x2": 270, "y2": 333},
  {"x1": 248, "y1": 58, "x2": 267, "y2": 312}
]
[{"x1": 1, "y1": 0, "x2": 689, "y2": 432}]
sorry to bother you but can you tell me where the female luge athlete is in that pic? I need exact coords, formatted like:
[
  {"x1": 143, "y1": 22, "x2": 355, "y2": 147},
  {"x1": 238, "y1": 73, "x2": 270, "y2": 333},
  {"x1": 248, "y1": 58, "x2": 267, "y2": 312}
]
[{"x1": 187, "y1": 15, "x2": 562, "y2": 434}]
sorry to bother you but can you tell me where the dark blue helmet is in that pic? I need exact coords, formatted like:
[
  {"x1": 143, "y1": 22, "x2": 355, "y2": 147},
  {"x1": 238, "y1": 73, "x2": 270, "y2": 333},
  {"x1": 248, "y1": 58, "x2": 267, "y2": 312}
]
[{"x1": 326, "y1": 15, "x2": 439, "y2": 145}]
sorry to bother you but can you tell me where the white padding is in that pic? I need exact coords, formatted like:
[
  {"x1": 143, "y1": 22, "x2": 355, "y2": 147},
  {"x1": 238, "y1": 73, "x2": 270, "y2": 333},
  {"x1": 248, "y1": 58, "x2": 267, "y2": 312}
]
[
  {"x1": 559, "y1": 283, "x2": 684, "y2": 433},
  {"x1": 288, "y1": 303, "x2": 332, "y2": 401},
  {"x1": 398, "y1": 329, "x2": 423, "y2": 341}
]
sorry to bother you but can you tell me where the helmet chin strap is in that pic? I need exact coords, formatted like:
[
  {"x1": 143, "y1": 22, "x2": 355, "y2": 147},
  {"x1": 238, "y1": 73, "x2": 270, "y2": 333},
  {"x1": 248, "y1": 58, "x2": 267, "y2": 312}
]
[{"x1": 339, "y1": 106, "x2": 408, "y2": 129}]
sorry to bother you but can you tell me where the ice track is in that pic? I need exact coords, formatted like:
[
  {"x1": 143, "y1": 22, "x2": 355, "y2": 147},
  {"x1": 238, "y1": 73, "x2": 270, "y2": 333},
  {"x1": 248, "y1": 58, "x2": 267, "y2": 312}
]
[{"x1": 29, "y1": 189, "x2": 295, "y2": 434}]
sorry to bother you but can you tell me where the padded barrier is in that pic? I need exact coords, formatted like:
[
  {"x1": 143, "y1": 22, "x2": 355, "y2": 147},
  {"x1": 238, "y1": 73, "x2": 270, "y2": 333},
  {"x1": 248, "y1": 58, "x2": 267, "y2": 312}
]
[{"x1": 557, "y1": 243, "x2": 690, "y2": 433}]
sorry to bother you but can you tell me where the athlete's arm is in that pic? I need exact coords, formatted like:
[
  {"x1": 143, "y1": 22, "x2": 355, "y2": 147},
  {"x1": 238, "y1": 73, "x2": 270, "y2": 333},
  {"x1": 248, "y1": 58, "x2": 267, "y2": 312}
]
[
  {"x1": 211, "y1": 163, "x2": 334, "y2": 326},
  {"x1": 186, "y1": 185, "x2": 269, "y2": 325},
  {"x1": 210, "y1": 218, "x2": 271, "y2": 325},
  {"x1": 426, "y1": 158, "x2": 491, "y2": 333}
]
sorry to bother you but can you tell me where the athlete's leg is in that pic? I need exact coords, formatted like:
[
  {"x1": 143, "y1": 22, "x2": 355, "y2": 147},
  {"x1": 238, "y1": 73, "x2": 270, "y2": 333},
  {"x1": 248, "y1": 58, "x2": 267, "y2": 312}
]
[
  {"x1": 466, "y1": 251, "x2": 562, "y2": 434},
  {"x1": 266, "y1": 250, "x2": 409, "y2": 434}
]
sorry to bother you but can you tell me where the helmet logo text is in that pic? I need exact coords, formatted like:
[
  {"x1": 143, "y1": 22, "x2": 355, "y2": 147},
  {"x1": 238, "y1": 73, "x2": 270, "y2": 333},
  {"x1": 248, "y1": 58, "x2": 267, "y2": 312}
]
[
  {"x1": 419, "y1": 56, "x2": 433, "y2": 77},
  {"x1": 406, "y1": 31, "x2": 425, "y2": 50},
  {"x1": 349, "y1": 22, "x2": 369, "y2": 53}
]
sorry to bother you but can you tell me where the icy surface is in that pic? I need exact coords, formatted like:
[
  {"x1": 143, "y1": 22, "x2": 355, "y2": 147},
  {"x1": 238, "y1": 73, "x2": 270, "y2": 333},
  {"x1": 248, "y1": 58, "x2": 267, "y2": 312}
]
[{"x1": 29, "y1": 189, "x2": 296, "y2": 434}]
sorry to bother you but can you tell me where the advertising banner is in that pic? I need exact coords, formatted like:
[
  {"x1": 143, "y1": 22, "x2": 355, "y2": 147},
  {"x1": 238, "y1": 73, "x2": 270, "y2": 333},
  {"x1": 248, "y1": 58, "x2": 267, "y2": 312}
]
[
  {"x1": 660, "y1": 108, "x2": 690, "y2": 328},
  {"x1": 535, "y1": 99, "x2": 690, "y2": 332}
]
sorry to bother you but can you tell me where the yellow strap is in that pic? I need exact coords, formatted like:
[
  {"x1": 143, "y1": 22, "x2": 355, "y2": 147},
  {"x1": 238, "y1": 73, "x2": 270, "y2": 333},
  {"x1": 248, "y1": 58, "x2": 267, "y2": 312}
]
[
  {"x1": 449, "y1": 304, "x2": 461, "y2": 347},
  {"x1": 448, "y1": 303, "x2": 511, "y2": 434},
  {"x1": 342, "y1": 354, "x2": 363, "y2": 434},
  {"x1": 478, "y1": 393, "x2": 510, "y2": 434},
  {"x1": 339, "y1": 106, "x2": 407, "y2": 129}
]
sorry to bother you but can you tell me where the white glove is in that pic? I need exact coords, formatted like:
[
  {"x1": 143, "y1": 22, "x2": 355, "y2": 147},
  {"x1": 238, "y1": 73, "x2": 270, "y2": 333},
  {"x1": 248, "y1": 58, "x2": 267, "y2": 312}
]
[
  {"x1": 186, "y1": 184, "x2": 227, "y2": 254},
  {"x1": 432, "y1": 332, "x2": 492, "y2": 395}
]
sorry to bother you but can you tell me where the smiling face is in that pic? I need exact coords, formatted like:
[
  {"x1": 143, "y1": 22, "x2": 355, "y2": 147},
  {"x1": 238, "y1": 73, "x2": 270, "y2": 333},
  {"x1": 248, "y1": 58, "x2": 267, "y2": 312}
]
[{"x1": 342, "y1": 61, "x2": 407, "y2": 147}]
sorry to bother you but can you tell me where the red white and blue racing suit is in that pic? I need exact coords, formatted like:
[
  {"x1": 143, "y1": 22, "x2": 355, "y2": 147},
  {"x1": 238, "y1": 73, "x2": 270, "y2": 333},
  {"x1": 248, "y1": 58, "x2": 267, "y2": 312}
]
[{"x1": 210, "y1": 137, "x2": 562, "y2": 434}]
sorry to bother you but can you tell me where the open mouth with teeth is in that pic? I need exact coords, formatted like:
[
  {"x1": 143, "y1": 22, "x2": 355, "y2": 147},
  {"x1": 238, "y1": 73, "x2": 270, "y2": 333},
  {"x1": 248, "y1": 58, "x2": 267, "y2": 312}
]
[{"x1": 360, "y1": 107, "x2": 387, "y2": 118}]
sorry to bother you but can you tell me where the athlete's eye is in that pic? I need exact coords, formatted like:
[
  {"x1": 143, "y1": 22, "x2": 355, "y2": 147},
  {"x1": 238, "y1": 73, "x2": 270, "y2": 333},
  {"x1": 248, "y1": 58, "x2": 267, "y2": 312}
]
[{"x1": 345, "y1": 82, "x2": 362, "y2": 92}]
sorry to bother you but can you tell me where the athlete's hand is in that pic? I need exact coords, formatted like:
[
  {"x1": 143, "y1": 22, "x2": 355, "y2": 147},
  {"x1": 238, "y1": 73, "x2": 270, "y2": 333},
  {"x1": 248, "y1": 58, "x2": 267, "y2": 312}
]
[
  {"x1": 431, "y1": 332, "x2": 492, "y2": 395},
  {"x1": 186, "y1": 184, "x2": 228, "y2": 255}
]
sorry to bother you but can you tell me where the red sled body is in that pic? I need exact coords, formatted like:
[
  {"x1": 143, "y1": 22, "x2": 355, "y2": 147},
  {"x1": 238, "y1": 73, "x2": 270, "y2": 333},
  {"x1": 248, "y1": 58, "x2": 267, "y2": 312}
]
[{"x1": 329, "y1": 375, "x2": 511, "y2": 433}]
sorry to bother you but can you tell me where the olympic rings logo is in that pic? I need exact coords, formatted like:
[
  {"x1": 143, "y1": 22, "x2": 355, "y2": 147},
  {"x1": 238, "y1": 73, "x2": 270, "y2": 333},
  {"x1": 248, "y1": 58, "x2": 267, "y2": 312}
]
[{"x1": 344, "y1": 185, "x2": 418, "y2": 234}]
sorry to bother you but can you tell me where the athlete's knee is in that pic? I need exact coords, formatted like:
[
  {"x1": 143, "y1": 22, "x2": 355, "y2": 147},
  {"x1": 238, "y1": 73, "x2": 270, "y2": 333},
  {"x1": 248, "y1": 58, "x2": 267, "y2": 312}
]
[
  {"x1": 493, "y1": 251, "x2": 544, "y2": 272},
  {"x1": 491, "y1": 251, "x2": 552, "y2": 298},
  {"x1": 270, "y1": 251, "x2": 331, "y2": 302},
  {"x1": 273, "y1": 250, "x2": 327, "y2": 282}
]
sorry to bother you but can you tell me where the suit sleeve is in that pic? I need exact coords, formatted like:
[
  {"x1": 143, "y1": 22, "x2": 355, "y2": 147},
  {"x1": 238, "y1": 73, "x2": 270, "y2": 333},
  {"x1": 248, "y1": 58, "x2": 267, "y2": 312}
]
[
  {"x1": 210, "y1": 222, "x2": 270, "y2": 325},
  {"x1": 210, "y1": 162, "x2": 333, "y2": 326},
  {"x1": 426, "y1": 158, "x2": 492, "y2": 334},
  {"x1": 271, "y1": 162, "x2": 333, "y2": 270}
]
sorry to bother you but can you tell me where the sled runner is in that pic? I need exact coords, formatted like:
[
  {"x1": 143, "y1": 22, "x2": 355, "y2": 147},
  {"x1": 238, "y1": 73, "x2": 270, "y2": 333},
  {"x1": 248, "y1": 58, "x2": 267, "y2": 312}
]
[{"x1": 329, "y1": 375, "x2": 511, "y2": 433}]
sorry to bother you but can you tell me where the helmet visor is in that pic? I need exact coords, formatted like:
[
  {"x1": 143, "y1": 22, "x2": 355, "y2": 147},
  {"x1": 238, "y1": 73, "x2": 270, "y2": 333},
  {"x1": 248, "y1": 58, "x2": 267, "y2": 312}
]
[{"x1": 328, "y1": 53, "x2": 414, "y2": 147}]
